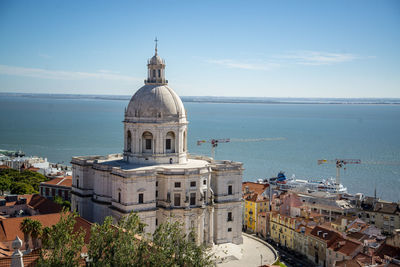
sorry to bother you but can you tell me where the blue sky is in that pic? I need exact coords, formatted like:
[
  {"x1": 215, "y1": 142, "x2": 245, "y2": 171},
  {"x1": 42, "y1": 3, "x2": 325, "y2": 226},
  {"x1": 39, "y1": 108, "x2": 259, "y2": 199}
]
[{"x1": 0, "y1": 0, "x2": 399, "y2": 97}]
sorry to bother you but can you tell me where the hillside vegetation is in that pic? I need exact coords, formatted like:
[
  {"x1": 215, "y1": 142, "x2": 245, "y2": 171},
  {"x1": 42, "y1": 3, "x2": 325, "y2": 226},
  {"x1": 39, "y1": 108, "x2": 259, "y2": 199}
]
[{"x1": 0, "y1": 168, "x2": 49, "y2": 195}]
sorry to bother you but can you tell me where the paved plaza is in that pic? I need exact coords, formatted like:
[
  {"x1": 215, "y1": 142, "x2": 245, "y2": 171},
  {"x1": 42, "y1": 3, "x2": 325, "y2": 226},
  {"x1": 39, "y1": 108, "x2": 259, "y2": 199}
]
[{"x1": 213, "y1": 234, "x2": 277, "y2": 267}]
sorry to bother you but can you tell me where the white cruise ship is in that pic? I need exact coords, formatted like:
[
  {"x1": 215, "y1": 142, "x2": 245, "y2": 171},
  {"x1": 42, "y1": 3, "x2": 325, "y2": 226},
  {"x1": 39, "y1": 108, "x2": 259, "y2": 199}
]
[{"x1": 269, "y1": 172, "x2": 347, "y2": 194}]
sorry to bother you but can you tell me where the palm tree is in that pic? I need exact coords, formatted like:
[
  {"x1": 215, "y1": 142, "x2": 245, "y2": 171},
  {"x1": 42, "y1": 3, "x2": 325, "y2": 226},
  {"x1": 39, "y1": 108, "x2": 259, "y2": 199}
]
[
  {"x1": 41, "y1": 226, "x2": 51, "y2": 248},
  {"x1": 30, "y1": 220, "x2": 42, "y2": 249},
  {"x1": 20, "y1": 218, "x2": 33, "y2": 250}
]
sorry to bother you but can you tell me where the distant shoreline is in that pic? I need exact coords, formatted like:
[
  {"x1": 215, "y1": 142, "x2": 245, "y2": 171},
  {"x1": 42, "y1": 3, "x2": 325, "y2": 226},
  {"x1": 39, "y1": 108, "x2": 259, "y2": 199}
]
[{"x1": 1, "y1": 92, "x2": 400, "y2": 105}]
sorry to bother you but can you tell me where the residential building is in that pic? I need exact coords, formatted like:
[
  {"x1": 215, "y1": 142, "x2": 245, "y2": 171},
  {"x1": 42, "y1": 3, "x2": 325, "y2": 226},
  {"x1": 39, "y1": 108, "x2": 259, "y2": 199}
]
[
  {"x1": 358, "y1": 200, "x2": 400, "y2": 234},
  {"x1": 307, "y1": 226, "x2": 340, "y2": 267},
  {"x1": 270, "y1": 212, "x2": 297, "y2": 250},
  {"x1": 39, "y1": 176, "x2": 72, "y2": 201},
  {"x1": 293, "y1": 223, "x2": 314, "y2": 256},
  {"x1": 326, "y1": 236, "x2": 362, "y2": 267},
  {"x1": 0, "y1": 194, "x2": 62, "y2": 218}
]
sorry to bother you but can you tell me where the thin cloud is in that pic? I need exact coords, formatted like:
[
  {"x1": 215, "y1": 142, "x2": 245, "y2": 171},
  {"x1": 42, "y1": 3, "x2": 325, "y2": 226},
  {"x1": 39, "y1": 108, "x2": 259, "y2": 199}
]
[
  {"x1": 278, "y1": 51, "x2": 358, "y2": 65},
  {"x1": 97, "y1": 69, "x2": 121, "y2": 74},
  {"x1": 0, "y1": 64, "x2": 138, "y2": 81},
  {"x1": 205, "y1": 59, "x2": 280, "y2": 71},
  {"x1": 206, "y1": 51, "x2": 365, "y2": 71}
]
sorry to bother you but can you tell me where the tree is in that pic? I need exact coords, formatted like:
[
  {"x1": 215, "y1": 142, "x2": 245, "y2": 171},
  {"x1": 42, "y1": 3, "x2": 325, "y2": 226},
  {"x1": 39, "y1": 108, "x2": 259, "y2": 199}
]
[
  {"x1": 41, "y1": 226, "x2": 51, "y2": 248},
  {"x1": 0, "y1": 168, "x2": 49, "y2": 194},
  {"x1": 150, "y1": 221, "x2": 213, "y2": 266},
  {"x1": 30, "y1": 220, "x2": 43, "y2": 249},
  {"x1": 10, "y1": 182, "x2": 35, "y2": 194},
  {"x1": 88, "y1": 213, "x2": 150, "y2": 266},
  {"x1": 54, "y1": 196, "x2": 71, "y2": 210},
  {"x1": 20, "y1": 218, "x2": 33, "y2": 251},
  {"x1": 88, "y1": 213, "x2": 214, "y2": 266},
  {"x1": 37, "y1": 210, "x2": 85, "y2": 267},
  {"x1": 0, "y1": 177, "x2": 11, "y2": 195}
]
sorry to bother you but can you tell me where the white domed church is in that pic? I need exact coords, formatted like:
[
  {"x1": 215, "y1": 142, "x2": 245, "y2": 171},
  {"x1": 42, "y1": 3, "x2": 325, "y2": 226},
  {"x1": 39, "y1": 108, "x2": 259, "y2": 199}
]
[{"x1": 71, "y1": 44, "x2": 243, "y2": 245}]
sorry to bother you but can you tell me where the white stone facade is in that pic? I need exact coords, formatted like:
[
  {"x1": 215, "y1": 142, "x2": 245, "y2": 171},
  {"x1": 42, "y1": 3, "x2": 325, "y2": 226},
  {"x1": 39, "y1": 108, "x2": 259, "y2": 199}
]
[{"x1": 71, "y1": 46, "x2": 243, "y2": 245}]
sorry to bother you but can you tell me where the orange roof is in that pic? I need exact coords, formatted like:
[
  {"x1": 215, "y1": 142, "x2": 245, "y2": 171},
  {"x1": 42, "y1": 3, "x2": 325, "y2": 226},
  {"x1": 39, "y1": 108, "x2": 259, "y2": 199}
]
[
  {"x1": 0, "y1": 165, "x2": 10, "y2": 169},
  {"x1": 328, "y1": 237, "x2": 361, "y2": 256},
  {"x1": 0, "y1": 213, "x2": 63, "y2": 242},
  {"x1": 242, "y1": 182, "x2": 269, "y2": 197},
  {"x1": 0, "y1": 194, "x2": 34, "y2": 207},
  {"x1": 310, "y1": 225, "x2": 341, "y2": 244},
  {"x1": 74, "y1": 216, "x2": 92, "y2": 244},
  {"x1": 41, "y1": 176, "x2": 72, "y2": 187},
  {"x1": 0, "y1": 213, "x2": 92, "y2": 244},
  {"x1": 0, "y1": 249, "x2": 40, "y2": 266},
  {"x1": 375, "y1": 243, "x2": 400, "y2": 259},
  {"x1": 245, "y1": 192, "x2": 268, "y2": 202}
]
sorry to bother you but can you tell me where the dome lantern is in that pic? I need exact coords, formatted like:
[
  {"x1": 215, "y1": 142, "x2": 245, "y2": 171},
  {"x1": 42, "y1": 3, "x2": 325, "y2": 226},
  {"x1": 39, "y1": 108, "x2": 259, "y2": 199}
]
[{"x1": 145, "y1": 38, "x2": 167, "y2": 85}]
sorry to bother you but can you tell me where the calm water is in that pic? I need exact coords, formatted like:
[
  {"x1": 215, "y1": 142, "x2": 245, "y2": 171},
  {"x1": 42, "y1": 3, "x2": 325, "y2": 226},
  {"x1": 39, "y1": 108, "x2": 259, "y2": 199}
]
[{"x1": 0, "y1": 95, "x2": 399, "y2": 201}]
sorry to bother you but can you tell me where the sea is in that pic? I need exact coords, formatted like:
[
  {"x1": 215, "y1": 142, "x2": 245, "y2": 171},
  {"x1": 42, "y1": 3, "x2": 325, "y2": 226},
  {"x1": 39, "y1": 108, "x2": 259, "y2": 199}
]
[{"x1": 0, "y1": 94, "x2": 399, "y2": 202}]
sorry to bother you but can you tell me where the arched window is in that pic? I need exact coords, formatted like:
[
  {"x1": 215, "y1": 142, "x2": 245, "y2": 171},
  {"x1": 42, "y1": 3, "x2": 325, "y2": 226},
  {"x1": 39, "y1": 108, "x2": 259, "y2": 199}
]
[
  {"x1": 142, "y1": 131, "x2": 153, "y2": 153},
  {"x1": 166, "y1": 131, "x2": 175, "y2": 153},
  {"x1": 127, "y1": 130, "x2": 132, "y2": 152},
  {"x1": 152, "y1": 69, "x2": 156, "y2": 78},
  {"x1": 158, "y1": 69, "x2": 161, "y2": 77}
]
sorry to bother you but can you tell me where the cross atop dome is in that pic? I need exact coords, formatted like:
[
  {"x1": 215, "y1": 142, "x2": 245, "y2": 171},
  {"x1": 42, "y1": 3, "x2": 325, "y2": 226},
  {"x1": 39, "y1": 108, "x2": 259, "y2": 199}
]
[{"x1": 154, "y1": 37, "x2": 158, "y2": 55}]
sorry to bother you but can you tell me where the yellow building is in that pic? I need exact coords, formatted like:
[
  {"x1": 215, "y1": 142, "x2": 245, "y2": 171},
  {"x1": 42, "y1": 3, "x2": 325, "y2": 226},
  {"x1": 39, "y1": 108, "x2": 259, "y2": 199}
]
[
  {"x1": 242, "y1": 182, "x2": 269, "y2": 233},
  {"x1": 270, "y1": 212, "x2": 297, "y2": 250},
  {"x1": 244, "y1": 193, "x2": 269, "y2": 232},
  {"x1": 244, "y1": 196, "x2": 257, "y2": 232}
]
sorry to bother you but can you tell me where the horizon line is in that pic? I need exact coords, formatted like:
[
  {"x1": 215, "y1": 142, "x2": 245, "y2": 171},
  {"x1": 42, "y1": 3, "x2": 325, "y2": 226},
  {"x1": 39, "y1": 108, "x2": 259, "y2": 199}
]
[{"x1": 1, "y1": 92, "x2": 400, "y2": 100}]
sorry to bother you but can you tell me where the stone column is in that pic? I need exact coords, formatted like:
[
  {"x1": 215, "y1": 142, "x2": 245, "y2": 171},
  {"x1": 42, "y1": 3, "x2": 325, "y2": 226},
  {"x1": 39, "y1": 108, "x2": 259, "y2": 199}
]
[{"x1": 11, "y1": 236, "x2": 24, "y2": 267}]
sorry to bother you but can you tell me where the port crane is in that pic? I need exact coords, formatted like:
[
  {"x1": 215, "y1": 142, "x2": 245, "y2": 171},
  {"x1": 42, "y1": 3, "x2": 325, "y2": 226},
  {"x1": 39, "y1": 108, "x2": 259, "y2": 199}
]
[
  {"x1": 317, "y1": 159, "x2": 361, "y2": 192},
  {"x1": 197, "y1": 137, "x2": 286, "y2": 159},
  {"x1": 197, "y1": 139, "x2": 230, "y2": 159}
]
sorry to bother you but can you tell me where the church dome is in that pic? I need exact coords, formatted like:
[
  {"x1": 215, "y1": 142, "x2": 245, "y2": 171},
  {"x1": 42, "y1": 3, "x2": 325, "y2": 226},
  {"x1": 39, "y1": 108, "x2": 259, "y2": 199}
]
[{"x1": 126, "y1": 84, "x2": 186, "y2": 119}]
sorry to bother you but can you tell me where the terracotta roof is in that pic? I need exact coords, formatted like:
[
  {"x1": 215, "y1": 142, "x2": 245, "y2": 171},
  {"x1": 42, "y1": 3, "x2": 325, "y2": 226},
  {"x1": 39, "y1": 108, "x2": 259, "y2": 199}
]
[
  {"x1": 0, "y1": 213, "x2": 92, "y2": 244},
  {"x1": 0, "y1": 194, "x2": 62, "y2": 214},
  {"x1": 0, "y1": 213, "x2": 63, "y2": 242},
  {"x1": 242, "y1": 182, "x2": 268, "y2": 197},
  {"x1": 0, "y1": 249, "x2": 40, "y2": 266},
  {"x1": 335, "y1": 259, "x2": 364, "y2": 267},
  {"x1": 375, "y1": 243, "x2": 400, "y2": 259},
  {"x1": 74, "y1": 216, "x2": 92, "y2": 244},
  {"x1": 245, "y1": 192, "x2": 268, "y2": 202},
  {"x1": 0, "y1": 243, "x2": 12, "y2": 257},
  {"x1": 0, "y1": 194, "x2": 34, "y2": 207},
  {"x1": 328, "y1": 237, "x2": 361, "y2": 256},
  {"x1": 346, "y1": 231, "x2": 367, "y2": 242},
  {"x1": 0, "y1": 166, "x2": 10, "y2": 169},
  {"x1": 310, "y1": 226, "x2": 340, "y2": 244},
  {"x1": 353, "y1": 252, "x2": 376, "y2": 265},
  {"x1": 40, "y1": 176, "x2": 72, "y2": 187},
  {"x1": 27, "y1": 194, "x2": 62, "y2": 214},
  {"x1": 373, "y1": 202, "x2": 399, "y2": 214}
]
